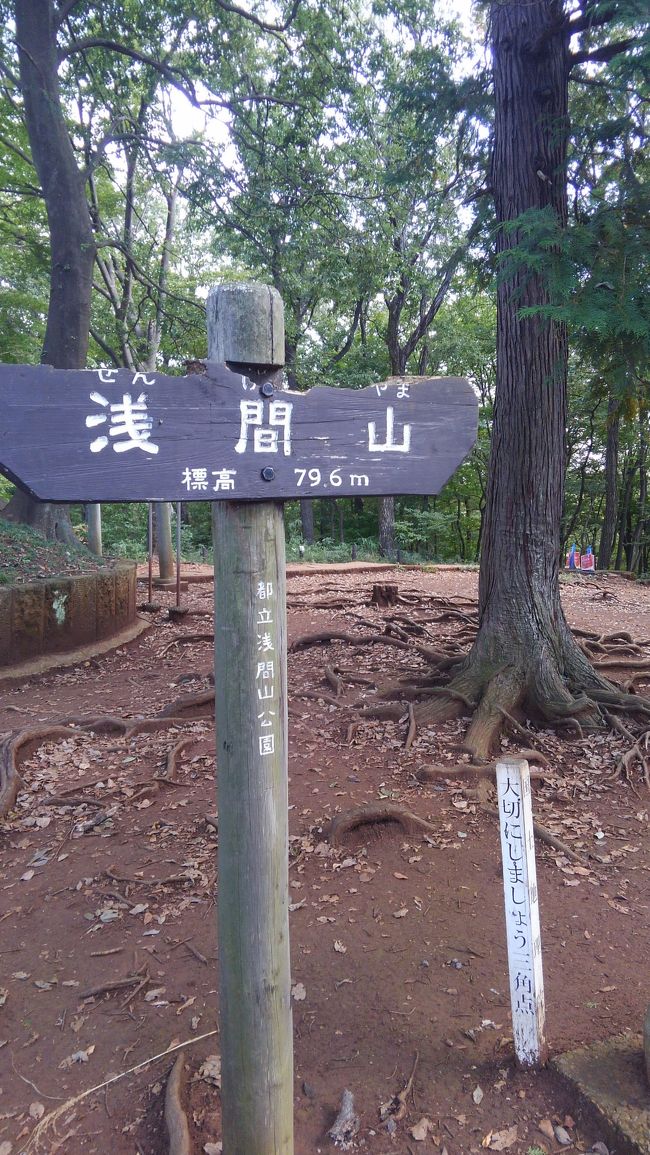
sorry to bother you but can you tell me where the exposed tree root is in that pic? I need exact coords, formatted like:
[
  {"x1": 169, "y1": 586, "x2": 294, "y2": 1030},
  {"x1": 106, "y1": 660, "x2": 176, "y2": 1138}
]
[
  {"x1": 461, "y1": 792, "x2": 586, "y2": 863},
  {"x1": 415, "y1": 756, "x2": 547, "y2": 783},
  {"x1": 357, "y1": 702, "x2": 407, "y2": 721},
  {"x1": 0, "y1": 704, "x2": 211, "y2": 818},
  {"x1": 324, "y1": 802, "x2": 439, "y2": 846},
  {"x1": 290, "y1": 629, "x2": 412, "y2": 653},
  {"x1": 164, "y1": 1053, "x2": 192, "y2": 1155},
  {"x1": 605, "y1": 726, "x2": 650, "y2": 790},
  {"x1": 0, "y1": 726, "x2": 74, "y2": 818},
  {"x1": 296, "y1": 689, "x2": 342, "y2": 706},
  {"x1": 404, "y1": 704, "x2": 417, "y2": 750},
  {"x1": 158, "y1": 691, "x2": 215, "y2": 717},
  {"x1": 159, "y1": 633, "x2": 214, "y2": 657},
  {"x1": 161, "y1": 737, "x2": 196, "y2": 781}
]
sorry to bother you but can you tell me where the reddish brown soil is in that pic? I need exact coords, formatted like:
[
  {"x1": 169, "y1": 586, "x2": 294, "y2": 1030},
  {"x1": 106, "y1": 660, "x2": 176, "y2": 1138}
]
[{"x1": 1, "y1": 566, "x2": 649, "y2": 1155}]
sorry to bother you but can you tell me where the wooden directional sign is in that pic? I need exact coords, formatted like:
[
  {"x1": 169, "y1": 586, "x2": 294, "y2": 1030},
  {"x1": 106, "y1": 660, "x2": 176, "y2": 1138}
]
[{"x1": 0, "y1": 363, "x2": 477, "y2": 502}]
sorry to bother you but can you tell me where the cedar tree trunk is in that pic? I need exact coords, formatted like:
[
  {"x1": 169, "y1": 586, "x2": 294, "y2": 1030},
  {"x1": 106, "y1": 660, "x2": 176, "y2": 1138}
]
[
  {"x1": 598, "y1": 395, "x2": 620, "y2": 569},
  {"x1": 415, "y1": 0, "x2": 617, "y2": 759},
  {"x1": 2, "y1": 0, "x2": 95, "y2": 541}
]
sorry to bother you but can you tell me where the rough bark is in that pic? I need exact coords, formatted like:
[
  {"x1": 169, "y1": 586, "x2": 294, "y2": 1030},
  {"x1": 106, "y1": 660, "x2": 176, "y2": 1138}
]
[
  {"x1": 378, "y1": 496, "x2": 395, "y2": 558},
  {"x1": 629, "y1": 404, "x2": 647, "y2": 574},
  {"x1": 598, "y1": 395, "x2": 620, "y2": 569},
  {"x1": 300, "y1": 498, "x2": 314, "y2": 544},
  {"x1": 3, "y1": 0, "x2": 95, "y2": 539},
  {"x1": 413, "y1": 1, "x2": 634, "y2": 761}
]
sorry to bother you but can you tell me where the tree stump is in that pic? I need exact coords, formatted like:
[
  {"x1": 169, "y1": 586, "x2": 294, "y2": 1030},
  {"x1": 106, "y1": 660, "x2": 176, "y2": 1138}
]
[{"x1": 372, "y1": 582, "x2": 399, "y2": 607}]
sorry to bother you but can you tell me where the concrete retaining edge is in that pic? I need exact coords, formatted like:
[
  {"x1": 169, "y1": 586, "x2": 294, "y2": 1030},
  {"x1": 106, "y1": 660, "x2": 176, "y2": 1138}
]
[{"x1": 0, "y1": 561, "x2": 142, "y2": 673}]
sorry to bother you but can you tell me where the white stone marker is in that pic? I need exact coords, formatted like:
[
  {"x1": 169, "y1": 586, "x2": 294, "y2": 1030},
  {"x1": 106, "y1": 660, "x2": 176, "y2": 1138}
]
[{"x1": 495, "y1": 756, "x2": 547, "y2": 1067}]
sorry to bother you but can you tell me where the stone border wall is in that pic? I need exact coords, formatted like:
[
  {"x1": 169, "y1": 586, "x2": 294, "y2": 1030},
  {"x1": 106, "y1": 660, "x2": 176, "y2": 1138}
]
[{"x1": 0, "y1": 561, "x2": 137, "y2": 667}]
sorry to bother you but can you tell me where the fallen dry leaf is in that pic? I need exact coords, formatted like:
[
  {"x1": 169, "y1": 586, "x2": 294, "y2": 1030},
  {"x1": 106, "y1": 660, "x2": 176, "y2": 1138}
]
[
  {"x1": 410, "y1": 1117, "x2": 433, "y2": 1141},
  {"x1": 196, "y1": 1055, "x2": 221, "y2": 1088},
  {"x1": 489, "y1": 1125, "x2": 518, "y2": 1150},
  {"x1": 333, "y1": 940, "x2": 347, "y2": 953}
]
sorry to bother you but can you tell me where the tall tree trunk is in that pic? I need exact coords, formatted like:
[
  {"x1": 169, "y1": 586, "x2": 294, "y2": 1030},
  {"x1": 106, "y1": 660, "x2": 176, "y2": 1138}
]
[
  {"x1": 598, "y1": 395, "x2": 620, "y2": 569},
  {"x1": 300, "y1": 499, "x2": 314, "y2": 544},
  {"x1": 155, "y1": 502, "x2": 175, "y2": 580},
  {"x1": 86, "y1": 504, "x2": 103, "y2": 557},
  {"x1": 414, "y1": 1, "x2": 614, "y2": 759},
  {"x1": 378, "y1": 497, "x2": 395, "y2": 558},
  {"x1": 614, "y1": 458, "x2": 636, "y2": 571},
  {"x1": 630, "y1": 405, "x2": 647, "y2": 574},
  {"x1": 3, "y1": 0, "x2": 95, "y2": 541}
]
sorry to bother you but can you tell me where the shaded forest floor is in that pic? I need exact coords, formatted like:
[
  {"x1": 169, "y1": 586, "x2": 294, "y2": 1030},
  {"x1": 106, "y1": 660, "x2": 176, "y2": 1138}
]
[{"x1": 0, "y1": 565, "x2": 649, "y2": 1155}]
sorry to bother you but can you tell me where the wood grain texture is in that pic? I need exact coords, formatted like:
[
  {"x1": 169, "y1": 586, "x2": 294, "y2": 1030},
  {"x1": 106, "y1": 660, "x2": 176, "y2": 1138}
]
[
  {"x1": 209, "y1": 283, "x2": 293, "y2": 1154},
  {"x1": 0, "y1": 363, "x2": 477, "y2": 502}
]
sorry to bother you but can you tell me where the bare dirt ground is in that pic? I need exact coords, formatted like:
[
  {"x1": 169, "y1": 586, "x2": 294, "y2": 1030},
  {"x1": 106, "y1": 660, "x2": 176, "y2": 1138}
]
[{"x1": 1, "y1": 565, "x2": 649, "y2": 1155}]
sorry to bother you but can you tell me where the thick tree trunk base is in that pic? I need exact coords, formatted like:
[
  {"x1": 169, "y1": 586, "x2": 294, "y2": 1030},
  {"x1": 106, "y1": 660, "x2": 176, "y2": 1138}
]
[
  {"x1": 412, "y1": 617, "x2": 644, "y2": 764},
  {"x1": 2, "y1": 490, "x2": 78, "y2": 545}
]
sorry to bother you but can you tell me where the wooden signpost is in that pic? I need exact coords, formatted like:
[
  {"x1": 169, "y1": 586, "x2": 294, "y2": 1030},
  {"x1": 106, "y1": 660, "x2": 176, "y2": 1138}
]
[{"x1": 0, "y1": 282, "x2": 478, "y2": 1154}]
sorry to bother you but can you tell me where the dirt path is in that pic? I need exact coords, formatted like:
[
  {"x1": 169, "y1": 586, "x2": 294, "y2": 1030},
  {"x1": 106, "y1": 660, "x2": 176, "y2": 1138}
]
[{"x1": 1, "y1": 567, "x2": 648, "y2": 1154}]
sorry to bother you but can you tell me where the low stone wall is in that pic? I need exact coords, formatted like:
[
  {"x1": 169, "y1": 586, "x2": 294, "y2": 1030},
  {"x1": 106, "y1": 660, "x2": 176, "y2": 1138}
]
[{"x1": 0, "y1": 561, "x2": 137, "y2": 667}]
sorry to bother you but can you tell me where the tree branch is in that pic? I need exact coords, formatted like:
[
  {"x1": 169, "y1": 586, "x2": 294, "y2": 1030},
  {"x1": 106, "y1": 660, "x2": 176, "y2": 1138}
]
[
  {"x1": 57, "y1": 39, "x2": 201, "y2": 107},
  {"x1": 568, "y1": 4, "x2": 616, "y2": 35},
  {"x1": 326, "y1": 299, "x2": 364, "y2": 367},
  {"x1": 213, "y1": 0, "x2": 301, "y2": 34},
  {"x1": 571, "y1": 37, "x2": 637, "y2": 66}
]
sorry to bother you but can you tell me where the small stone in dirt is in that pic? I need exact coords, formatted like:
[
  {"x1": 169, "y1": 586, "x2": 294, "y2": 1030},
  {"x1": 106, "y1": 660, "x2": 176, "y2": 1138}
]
[
  {"x1": 203, "y1": 1144, "x2": 222, "y2": 1154},
  {"x1": 302, "y1": 1080, "x2": 316, "y2": 1099},
  {"x1": 472, "y1": 1085, "x2": 484, "y2": 1105},
  {"x1": 554, "y1": 1125, "x2": 572, "y2": 1145},
  {"x1": 29, "y1": 1102, "x2": 45, "y2": 1120}
]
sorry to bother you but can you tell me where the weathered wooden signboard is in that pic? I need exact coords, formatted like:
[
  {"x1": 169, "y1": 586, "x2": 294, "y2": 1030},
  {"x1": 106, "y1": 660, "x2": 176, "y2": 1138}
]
[
  {"x1": 0, "y1": 282, "x2": 478, "y2": 1155},
  {"x1": 0, "y1": 363, "x2": 477, "y2": 503}
]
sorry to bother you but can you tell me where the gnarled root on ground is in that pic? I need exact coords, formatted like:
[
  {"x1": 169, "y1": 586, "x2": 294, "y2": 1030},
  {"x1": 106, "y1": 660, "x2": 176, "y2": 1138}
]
[
  {"x1": 324, "y1": 802, "x2": 439, "y2": 847},
  {"x1": 0, "y1": 726, "x2": 75, "y2": 818},
  {"x1": 406, "y1": 619, "x2": 650, "y2": 764},
  {"x1": 164, "y1": 1052, "x2": 192, "y2": 1155},
  {"x1": 0, "y1": 695, "x2": 214, "y2": 817}
]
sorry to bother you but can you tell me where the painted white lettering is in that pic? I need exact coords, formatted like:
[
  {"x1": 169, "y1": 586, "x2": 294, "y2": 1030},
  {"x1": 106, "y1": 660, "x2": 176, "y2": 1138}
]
[
  {"x1": 368, "y1": 407, "x2": 411, "y2": 453},
  {"x1": 181, "y1": 467, "x2": 209, "y2": 491},
  {"x1": 235, "y1": 400, "x2": 293, "y2": 455},
  {"x1": 212, "y1": 468, "x2": 237, "y2": 492},
  {"x1": 86, "y1": 392, "x2": 159, "y2": 455}
]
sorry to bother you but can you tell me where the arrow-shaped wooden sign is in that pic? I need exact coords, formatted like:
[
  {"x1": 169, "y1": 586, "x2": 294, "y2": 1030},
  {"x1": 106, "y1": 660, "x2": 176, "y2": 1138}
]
[{"x1": 0, "y1": 363, "x2": 477, "y2": 502}]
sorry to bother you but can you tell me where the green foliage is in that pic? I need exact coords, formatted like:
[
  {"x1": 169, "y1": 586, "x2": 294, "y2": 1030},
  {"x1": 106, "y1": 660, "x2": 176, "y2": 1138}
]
[
  {"x1": 96, "y1": 503, "x2": 149, "y2": 559},
  {"x1": 0, "y1": 515, "x2": 105, "y2": 582}
]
